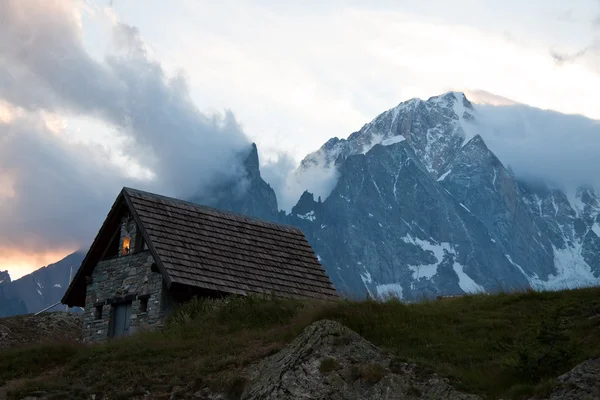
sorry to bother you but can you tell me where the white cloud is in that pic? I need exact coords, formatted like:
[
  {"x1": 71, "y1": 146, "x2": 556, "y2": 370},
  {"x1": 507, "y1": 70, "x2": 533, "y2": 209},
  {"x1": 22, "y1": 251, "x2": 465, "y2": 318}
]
[
  {"x1": 261, "y1": 150, "x2": 340, "y2": 211},
  {"x1": 471, "y1": 103, "x2": 600, "y2": 190},
  {"x1": 107, "y1": 0, "x2": 600, "y2": 163},
  {"x1": 0, "y1": 0, "x2": 254, "y2": 275}
]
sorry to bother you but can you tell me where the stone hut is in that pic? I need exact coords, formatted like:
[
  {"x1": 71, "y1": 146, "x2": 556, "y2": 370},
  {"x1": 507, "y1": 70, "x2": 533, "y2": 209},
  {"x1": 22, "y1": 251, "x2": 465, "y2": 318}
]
[{"x1": 61, "y1": 187, "x2": 338, "y2": 343}]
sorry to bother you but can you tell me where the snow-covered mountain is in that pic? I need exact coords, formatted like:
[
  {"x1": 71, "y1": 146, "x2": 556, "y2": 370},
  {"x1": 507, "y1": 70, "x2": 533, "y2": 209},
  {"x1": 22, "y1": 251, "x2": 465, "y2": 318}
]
[
  {"x1": 3, "y1": 91, "x2": 598, "y2": 311},
  {"x1": 288, "y1": 92, "x2": 600, "y2": 298}
]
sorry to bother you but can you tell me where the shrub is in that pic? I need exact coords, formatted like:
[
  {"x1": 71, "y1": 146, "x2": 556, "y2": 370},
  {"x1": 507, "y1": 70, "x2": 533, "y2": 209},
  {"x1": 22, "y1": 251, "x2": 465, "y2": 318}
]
[
  {"x1": 352, "y1": 363, "x2": 385, "y2": 384},
  {"x1": 319, "y1": 357, "x2": 340, "y2": 374}
]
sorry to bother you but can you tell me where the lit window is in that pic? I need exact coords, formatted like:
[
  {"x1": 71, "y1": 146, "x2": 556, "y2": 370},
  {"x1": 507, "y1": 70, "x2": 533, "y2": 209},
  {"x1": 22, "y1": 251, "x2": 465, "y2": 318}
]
[{"x1": 122, "y1": 236, "x2": 131, "y2": 255}]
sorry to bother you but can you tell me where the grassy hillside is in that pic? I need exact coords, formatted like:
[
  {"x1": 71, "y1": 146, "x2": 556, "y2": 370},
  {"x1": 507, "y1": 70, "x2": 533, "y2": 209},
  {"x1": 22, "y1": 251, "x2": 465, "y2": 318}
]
[{"x1": 2, "y1": 287, "x2": 600, "y2": 399}]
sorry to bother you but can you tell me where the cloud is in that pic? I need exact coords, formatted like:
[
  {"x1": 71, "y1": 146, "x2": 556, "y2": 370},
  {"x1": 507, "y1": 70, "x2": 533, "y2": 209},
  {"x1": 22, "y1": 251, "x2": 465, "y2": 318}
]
[
  {"x1": 550, "y1": 7, "x2": 600, "y2": 69},
  {"x1": 0, "y1": 0, "x2": 252, "y2": 275},
  {"x1": 550, "y1": 47, "x2": 591, "y2": 65},
  {"x1": 0, "y1": 104, "x2": 129, "y2": 256},
  {"x1": 472, "y1": 103, "x2": 600, "y2": 191},
  {"x1": 460, "y1": 89, "x2": 518, "y2": 106},
  {"x1": 261, "y1": 150, "x2": 340, "y2": 212}
]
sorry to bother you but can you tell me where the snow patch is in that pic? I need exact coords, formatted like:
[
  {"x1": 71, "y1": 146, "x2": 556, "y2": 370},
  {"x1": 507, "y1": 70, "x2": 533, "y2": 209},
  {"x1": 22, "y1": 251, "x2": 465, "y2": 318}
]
[
  {"x1": 565, "y1": 188, "x2": 586, "y2": 217},
  {"x1": 450, "y1": 93, "x2": 476, "y2": 144},
  {"x1": 376, "y1": 283, "x2": 403, "y2": 300},
  {"x1": 509, "y1": 243, "x2": 599, "y2": 290},
  {"x1": 402, "y1": 234, "x2": 452, "y2": 281},
  {"x1": 317, "y1": 255, "x2": 322, "y2": 262},
  {"x1": 296, "y1": 210, "x2": 316, "y2": 221},
  {"x1": 437, "y1": 170, "x2": 452, "y2": 181},
  {"x1": 459, "y1": 203, "x2": 472, "y2": 213},
  {"x1": 452, "y1": 263, "x2": 485, "y2": 293},
  {"x1": 37, "y1": 289, "x2": 42, "y2": 296},
  {"x1": 368, "y1": 213, "x2": 374, "y2": 217},
  {"x1": 401, "y1": 222, "x2": 485, "y2": 294},
  {"x1": 592, "y1": 223, "x2": 600, "y2": 237},
  {"x1": 360, "y1": 271, "x2": 373, "y2": 285},
  {"x1": 410, "y1": 264, "x2": 438, "y2": 280},
  {"x1": 381, "y1": 135, "x2": 406, "y2": 146},
  {"x1": 505, "y1": 254, "x2": 530, "y2": 280},
  {"x1": 53, "y1": 284, "x2": 62, "y2": 288},
  {"x1": 534, "y1": 244, "x2": 599, "y2": 290}
]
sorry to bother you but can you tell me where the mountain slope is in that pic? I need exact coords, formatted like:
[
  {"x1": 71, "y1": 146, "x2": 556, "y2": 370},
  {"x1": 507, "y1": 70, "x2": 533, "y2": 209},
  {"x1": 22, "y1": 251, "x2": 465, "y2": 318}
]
[
  {"x1": 289, "y1": 92, "x2": 600, "y2": 299},
  {"x1": 288, "y1": 138, "x2": 530, "y2": 298},
  {"x1": 0, "y1": 252, "x2": 85, "y2": 318}
]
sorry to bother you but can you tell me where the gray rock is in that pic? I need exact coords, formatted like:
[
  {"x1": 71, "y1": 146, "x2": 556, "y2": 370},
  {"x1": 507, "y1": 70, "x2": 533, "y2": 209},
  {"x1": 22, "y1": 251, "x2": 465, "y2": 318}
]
[
  {"x1": 242, "y1": 320, "x2": 481, "y2": 400},
  {"x1": 543, "y1": 357, "x2": 600, "y2": 400}
]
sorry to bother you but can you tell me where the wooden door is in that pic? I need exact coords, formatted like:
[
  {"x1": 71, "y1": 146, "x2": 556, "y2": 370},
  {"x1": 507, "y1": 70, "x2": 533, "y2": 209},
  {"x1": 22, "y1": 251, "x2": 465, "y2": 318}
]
[{"x1": 112, "y1": 302, "x2": 132, "y2": 337}]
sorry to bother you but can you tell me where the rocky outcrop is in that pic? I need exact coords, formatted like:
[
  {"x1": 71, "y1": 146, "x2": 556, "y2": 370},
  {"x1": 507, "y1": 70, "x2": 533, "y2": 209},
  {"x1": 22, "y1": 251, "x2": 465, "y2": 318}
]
[
  {"x1": 0, "y1": 271, "x2": 9, "y2": 285},
  {"x1": 242, "y1": 320, "x2": 480, "y2": 400},
  {"x1": 192, "y1": 143, "x2": 280, "y2": 224},
  {"x1": 541, "y1": 357, "x2": 600, "y2": 400}
]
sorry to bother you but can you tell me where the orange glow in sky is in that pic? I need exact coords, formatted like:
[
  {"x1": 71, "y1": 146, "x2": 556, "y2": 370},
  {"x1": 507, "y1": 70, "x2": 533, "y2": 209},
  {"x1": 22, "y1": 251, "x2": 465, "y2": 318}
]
[{"x1": 0, "y1": 248, "x2": 76, "y2": 281}]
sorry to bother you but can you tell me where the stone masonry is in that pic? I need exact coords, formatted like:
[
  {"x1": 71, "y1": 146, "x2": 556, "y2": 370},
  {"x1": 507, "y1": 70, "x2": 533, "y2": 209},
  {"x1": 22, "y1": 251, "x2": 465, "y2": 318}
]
[{"x1": 82, "y1": 215, "x2": 172, "y2": 343}]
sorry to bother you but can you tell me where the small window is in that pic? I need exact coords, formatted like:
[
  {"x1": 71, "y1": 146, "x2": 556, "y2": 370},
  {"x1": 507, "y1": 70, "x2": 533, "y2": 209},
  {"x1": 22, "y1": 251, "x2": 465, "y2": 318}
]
[
  {"x1": 139, "y1": 297, "x2": 148, "y2": 313},
  {"x1": 94, "y1": 305, "x2": 103, "y2": 320},
  {"x1": 122, "y1": 236, "x2": 131, "y2": 255}
]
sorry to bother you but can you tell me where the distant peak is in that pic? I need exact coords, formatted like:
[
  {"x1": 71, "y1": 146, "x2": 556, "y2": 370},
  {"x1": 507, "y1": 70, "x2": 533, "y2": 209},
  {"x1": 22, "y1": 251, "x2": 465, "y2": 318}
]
[
  {"x1": 427, "y1": 91, "x2": 474, "y2": 110},
  {"x1": 299, "y1": 190, "x2": 315, "y2": 202},
  {"x1": 0, "y1": 270, "x2": 11, "y2": 284},
  {"x1": 244, "y1": 142, "x2": 260, "y2": 179},
  {"x1": 462, "y1": 134, "x2": 491, "y2": 152}
]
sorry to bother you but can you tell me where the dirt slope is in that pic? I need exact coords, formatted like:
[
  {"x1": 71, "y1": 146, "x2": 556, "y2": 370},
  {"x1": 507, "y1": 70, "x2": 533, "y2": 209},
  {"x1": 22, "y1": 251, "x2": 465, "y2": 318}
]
[{"x1": 0, "y1": 311, "x2": 82, "y2": 349}]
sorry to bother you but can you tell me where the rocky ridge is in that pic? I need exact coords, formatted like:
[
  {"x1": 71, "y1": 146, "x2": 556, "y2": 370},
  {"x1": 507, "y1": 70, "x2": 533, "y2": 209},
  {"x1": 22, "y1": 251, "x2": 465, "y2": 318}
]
[
  {"x1": 284, "y1": 92, "x2": 600, "y2": 299},
  {"x1": 240, "y1": 319, "x2": 480, "y2": 400}
]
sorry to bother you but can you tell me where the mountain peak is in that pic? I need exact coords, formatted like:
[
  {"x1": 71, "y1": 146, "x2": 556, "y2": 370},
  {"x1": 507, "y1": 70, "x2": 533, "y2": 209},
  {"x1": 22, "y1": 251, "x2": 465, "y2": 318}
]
[
  {"x1": 0, "y1": 270, "x2": 10, "y2": 285},
  {"x1": 464, "y1": 134, "x2": 486, "y2": 148},
  {"x1": 427, "y1": 91, "x2": 473, "y2": 108},
  {"x1": 244, "y1": 143, "x2": 260, "y2": 180}
]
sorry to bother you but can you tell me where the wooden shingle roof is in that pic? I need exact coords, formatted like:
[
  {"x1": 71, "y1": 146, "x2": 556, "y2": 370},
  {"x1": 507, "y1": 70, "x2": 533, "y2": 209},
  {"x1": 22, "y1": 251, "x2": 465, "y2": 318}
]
[
  {"x1": 62, "y1": 187, "x2": 338, "y2": 306},
  {"x1": 125, "y1": 188, "x2": 337, "y2": 300}
]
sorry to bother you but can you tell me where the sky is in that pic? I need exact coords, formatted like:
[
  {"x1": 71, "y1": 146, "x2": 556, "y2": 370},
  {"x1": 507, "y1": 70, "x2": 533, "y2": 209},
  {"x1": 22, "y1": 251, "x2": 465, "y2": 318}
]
[{"x1": 1, "y1": 0, "x2": 599, "y2": 279}]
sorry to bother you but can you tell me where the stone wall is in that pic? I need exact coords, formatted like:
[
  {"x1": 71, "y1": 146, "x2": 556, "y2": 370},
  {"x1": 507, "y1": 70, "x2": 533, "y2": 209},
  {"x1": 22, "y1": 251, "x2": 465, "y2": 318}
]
[{"x1": 82, "y1": 216, "x2": 172, "y2": 343}]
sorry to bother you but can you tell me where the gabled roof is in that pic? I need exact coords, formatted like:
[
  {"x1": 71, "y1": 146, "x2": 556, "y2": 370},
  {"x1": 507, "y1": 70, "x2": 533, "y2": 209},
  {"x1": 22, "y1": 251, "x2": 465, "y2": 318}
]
[{"x1": 62, "y1": 187, "x2": 338, "y2": 307}]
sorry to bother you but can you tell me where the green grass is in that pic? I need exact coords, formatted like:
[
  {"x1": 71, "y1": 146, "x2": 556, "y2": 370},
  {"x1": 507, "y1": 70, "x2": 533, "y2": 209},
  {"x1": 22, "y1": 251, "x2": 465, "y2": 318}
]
[{"x1": 2, "y1": 287, "x2": 600, "y2": 399}]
